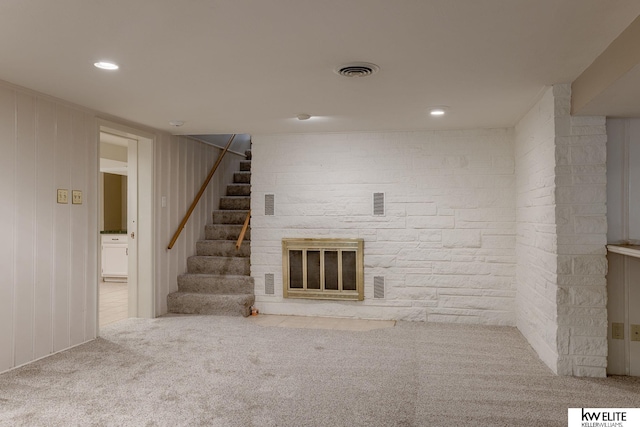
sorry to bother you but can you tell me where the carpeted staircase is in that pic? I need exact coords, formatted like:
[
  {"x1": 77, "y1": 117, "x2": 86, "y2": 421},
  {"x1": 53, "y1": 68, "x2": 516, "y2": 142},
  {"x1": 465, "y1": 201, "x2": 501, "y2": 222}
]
[{"x1": 167, "y1": 154, "x2": 254, "y2": 317}]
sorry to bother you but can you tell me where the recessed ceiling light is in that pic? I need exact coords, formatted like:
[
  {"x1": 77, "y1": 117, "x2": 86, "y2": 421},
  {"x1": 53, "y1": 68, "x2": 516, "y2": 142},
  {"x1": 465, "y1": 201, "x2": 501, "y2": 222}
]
[
  {"x1": 296, "y1": 114, "x2": 311, "y2": 121},
  {"x1": 429, "y1": 106, "x2": 449, "y2": 117},
  {"x1": 169, "y1": 120, "x2": 185, "y2": 127},
  {"x1": 94, "y1": 61, "x2": 119, "y2": 70}
]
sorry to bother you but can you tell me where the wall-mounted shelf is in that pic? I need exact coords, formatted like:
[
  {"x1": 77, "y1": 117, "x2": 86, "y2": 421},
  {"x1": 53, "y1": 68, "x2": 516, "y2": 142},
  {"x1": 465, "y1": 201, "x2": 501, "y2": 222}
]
[{"x1": 607, "y1": 244, "x2": 640, "y2": 259}]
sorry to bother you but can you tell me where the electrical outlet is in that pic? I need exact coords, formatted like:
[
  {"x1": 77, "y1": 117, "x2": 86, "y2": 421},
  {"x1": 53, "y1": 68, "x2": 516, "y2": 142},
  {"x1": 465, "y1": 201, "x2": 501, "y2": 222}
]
[
  {"x1": 57, "y1": 189, "x2": 68, "y2": 204},
  {"x1": 631, "y1": 325, "x2": 640, "y2": 342},
  {"x1": 612, "y1": 323, "x2": 624, "y2": 340},
  {"x1": 72, "y1": 190, "x2": 82, "y2": 205}
]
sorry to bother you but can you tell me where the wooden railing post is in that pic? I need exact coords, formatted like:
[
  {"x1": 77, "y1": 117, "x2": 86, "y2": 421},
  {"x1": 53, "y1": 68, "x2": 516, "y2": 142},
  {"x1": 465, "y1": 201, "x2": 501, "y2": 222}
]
[
  {"x1": 236, "y1": 210, "x2": 251, "y2": 250},
  {"x1": 167, "y1": 134, "x2": 236, "y2": 250}
]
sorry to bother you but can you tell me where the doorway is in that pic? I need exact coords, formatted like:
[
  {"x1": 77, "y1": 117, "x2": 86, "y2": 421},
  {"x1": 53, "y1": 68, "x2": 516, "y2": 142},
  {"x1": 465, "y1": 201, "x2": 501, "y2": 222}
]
[
  {"x1": 98, "y1": 121, "x2": 155, "y2": 331},
  {"x1": 99, "y1": 131, "x2": 130, "y2": 325}
]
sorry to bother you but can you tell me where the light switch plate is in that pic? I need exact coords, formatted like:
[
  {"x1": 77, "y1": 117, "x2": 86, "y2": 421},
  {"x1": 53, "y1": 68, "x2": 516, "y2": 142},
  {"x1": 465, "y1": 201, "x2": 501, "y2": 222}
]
[
  {"x1": 57, "y1": 189, "x2": 68, "y2": 204},
  {"x1": 631, "y1": 325, "x2": 640, "y2": 342},
  {"x1": 72, "y1": 190, "x2": 82, "y2": 205},
  {"x1": 612, "y1": 323, "x2": 624, "y2": 340}
]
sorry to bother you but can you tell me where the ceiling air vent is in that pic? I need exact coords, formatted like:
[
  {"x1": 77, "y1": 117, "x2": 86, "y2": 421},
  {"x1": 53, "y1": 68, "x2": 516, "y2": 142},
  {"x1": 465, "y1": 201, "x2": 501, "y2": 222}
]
[{"x1": 335, "y1": 62, "x2": 380, "y2": 78}]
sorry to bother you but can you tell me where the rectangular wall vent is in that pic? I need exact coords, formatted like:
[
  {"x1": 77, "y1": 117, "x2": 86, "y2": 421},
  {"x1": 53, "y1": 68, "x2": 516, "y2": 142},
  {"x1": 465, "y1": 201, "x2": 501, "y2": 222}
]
[
  {"x1": 373, "y1": 192, "x2": 385, "y2": 216},
  {"x1": 373, "y1": 276, "x2": 385, "y2": 299},
  {"x1": 265, "y1": 273, "x2": 274, "y2": 295},
  {"x1": 265, "y1": 194, "x2": 275, "y2": 216}
]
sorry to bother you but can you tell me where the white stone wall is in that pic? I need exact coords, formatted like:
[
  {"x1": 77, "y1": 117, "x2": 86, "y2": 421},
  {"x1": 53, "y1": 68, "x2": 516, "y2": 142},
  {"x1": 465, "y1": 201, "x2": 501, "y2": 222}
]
[
  {"x1": 251, "y1": 130, "x2": 516, "y2": 324},
  {"x1": 515, "y1": 86, "x2": 561, "y2": 373},
  {"x1": 554, "y1": 87, "x2": 608, "y2": 377},
  {"x1": 515, "y1": 85, "x2": 608, "y2": 377}
]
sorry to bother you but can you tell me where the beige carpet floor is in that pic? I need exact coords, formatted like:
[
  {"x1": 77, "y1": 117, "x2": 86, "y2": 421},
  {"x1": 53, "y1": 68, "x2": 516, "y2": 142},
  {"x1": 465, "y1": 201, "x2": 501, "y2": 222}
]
[{"x1": 1, "y1": 315, "x2": 639, "y2": 427}]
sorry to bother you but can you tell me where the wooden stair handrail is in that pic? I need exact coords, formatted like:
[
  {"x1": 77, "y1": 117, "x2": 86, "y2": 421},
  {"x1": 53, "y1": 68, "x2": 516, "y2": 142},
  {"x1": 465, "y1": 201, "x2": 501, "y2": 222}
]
[
  {"x1": 168, "y1": 134, "x2": 236, "y2": 250},
  {"x1": 236, "y1": 210, "x2": 251, "y2": 250}
]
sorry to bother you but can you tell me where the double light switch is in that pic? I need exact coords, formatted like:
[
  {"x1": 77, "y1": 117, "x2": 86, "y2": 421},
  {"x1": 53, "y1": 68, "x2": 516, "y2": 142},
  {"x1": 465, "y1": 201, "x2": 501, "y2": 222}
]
[{"x1": 57, "y1": 189, "x2": 83, "y2": 204}]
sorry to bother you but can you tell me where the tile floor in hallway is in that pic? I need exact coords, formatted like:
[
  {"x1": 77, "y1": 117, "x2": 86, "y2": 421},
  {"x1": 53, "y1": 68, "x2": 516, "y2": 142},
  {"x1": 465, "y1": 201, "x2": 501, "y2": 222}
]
[{"x1": 99, "y1": 281, "x2": 128, "y2": 327}]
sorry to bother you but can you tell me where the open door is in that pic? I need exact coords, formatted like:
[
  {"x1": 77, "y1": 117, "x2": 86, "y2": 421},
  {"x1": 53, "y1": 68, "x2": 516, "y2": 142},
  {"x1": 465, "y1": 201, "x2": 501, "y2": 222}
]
[
  {"x1": 98, "y1": 121, "x2": 155, "y2": 331},
  {"x1": 127, "y1": 138, "x2": 138, "y2": 317}
]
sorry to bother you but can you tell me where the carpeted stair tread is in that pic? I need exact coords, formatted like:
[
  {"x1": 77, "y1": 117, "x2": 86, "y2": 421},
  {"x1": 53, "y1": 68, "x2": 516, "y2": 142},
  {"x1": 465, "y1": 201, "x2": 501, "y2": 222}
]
[
  {"x1": 239, "y1": 161, "x2": 251, "y2": 171},
  {"x1": 233, "y1": 172, "x2": 251, "y2": 184},
  {"x1": 167, "y1": 292, "x2": 254, "y2": 317},
  {"x1": 187, "y1": 256, "x2": 250, "y2": 275},
  {"x1": 177, "y1": 274, "x2": 254, "y2": 294},
  {"x1": 205, "y1": 224, "x2": 251, "y2": 241},
  {"x1": 196, "y1": 240, "x2": 250, "y2": 257},
  {"x1": 226, "y1": 184, "x2": 251, "y2": 196},
  {"x1": 219, "y1": 196, "x2": 251, "y2": 210},
  {"x1": 212, "y1": 210, "x2": 250, "y2": 225},
  {"x1": 178, "y1": 273, "x2": 253, "y2": 294}
]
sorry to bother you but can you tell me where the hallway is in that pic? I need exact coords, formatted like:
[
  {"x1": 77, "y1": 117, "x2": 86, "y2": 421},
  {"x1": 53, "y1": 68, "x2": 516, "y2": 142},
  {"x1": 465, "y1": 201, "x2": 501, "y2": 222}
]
[{"x1": 99, "y1": 281, "x2": 128, "y2": 327}]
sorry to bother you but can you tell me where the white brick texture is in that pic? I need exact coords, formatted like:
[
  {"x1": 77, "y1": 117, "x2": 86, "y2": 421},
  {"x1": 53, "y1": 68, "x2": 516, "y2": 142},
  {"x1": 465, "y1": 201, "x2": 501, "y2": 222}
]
[
  {"x1": 251, "y1": 85, "x2": 607, "y2": 378},
  {"x1": 515, "y1": 84, "x2": 607, "y2": 377},
  {"x1": 251, "y1": 130, "x2": 516, "y2": 325}
]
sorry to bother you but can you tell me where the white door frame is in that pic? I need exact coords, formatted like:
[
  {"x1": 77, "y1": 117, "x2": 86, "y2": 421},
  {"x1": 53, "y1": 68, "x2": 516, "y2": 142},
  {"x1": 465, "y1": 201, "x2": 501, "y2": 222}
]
[{"x1": 98, "y1": 120, "x2": 155, "y2": 329}]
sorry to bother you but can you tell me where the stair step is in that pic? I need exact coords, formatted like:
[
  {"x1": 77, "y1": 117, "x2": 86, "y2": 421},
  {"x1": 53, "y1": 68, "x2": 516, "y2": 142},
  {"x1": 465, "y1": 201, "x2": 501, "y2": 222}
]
[
  {"x1": 167, "y1": 292, "x2": 254, "y2": 317},
  {"x1": 205, "y1": 224, "x2": 250, "y2": 241},
  {"x1": 227, "y1": 184, "x2": 251, "y2": 196},
  {"x1": 239, "y1": 161, "x2": 251, "y2": 172},
  {"x1": 233, "y1": 172, "x2": 251, "y2": 184},
  {"x1": 177, "y1": 274, "x2": 254, "y2": 294},
  {"x1": 212, "y1": 210, "x2": 250, "y2": 225},
  {"x1": 196, "y1": 240, "x2": 250, "y2": 257},
  {"x1": 187, "y1": 256, "x2": 250, "y2": 275},
  {"x1": 220, "y1": 196, "x2": 250, "y2": 210}
]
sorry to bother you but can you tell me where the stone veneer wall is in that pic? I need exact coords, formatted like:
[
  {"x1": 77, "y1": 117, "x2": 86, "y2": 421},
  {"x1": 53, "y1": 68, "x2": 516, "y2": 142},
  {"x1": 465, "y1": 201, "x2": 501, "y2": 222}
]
[
  {"x1": 515, "y1": 84, "x2": 608, "y2": 377},
  {"x1": 554, "y1": 86, "x2": 608, "y2": 377},
  {"x1": 251, "y1": 130, "x2": 517, "y2": 324},
  {"x1": 515, "y1": 86, "x2": 562, "y2": 372},
  {"x1": 251, "y1": 85, "x2": 607, "y2": 377}
]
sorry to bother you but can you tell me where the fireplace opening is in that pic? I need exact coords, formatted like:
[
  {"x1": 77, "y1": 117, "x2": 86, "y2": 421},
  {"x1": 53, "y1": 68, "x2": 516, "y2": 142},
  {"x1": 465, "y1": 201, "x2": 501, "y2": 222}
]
[{"x1": 282, "y1": 238, "x2": 364, "y2": 300}]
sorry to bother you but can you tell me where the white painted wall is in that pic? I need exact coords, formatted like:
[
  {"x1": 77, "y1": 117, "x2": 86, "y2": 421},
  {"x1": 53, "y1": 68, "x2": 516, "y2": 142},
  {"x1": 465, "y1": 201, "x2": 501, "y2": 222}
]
[
  {"x1": 251, "y1": 130, "x2": 517, "y2": 324},
  {"x1": 0, "y1": 82, "x2": 98, "y2": 372},
  {"x1": 515, "y1": 85, "x2": 608, "y2": 377}
]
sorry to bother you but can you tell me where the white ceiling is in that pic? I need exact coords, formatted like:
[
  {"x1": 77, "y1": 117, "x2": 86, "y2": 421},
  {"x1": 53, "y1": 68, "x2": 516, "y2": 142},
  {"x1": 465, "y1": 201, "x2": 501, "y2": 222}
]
[{"x1": 1, "y1": 0, "x2": 639, "y2": 134}]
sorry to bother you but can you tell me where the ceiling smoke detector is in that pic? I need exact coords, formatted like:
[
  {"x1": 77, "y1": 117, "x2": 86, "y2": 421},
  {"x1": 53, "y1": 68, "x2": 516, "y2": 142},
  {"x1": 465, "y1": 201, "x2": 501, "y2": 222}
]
[{"x1": 334, "y1": 62, "x2": 380, "y2": 78}]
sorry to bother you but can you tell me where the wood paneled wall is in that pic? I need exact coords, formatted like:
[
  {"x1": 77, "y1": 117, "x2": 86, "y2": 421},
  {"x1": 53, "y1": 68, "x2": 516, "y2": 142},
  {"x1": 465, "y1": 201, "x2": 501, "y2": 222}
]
[
  {"x1": 0, "y1": 84, "x2": 98, "y2": 372},
  {"x1": 0, "y1": 79, "x2": 242, "y2": 373}
]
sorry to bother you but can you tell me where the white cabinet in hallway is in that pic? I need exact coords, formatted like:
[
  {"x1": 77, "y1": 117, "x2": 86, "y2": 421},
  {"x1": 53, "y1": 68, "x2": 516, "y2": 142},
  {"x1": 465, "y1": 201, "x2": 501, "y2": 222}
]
[{"x1": 101, "y1": 234, "x2": 128, "y2": 282}]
